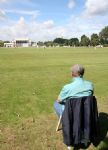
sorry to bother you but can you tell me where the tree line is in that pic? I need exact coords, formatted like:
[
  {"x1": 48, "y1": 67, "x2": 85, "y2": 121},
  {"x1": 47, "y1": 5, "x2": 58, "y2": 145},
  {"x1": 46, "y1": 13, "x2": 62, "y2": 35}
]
[
  {"x1": 43, "y1": 26, "x2": 108, "y2": 47},
  {"x1": 0, "y1": 26, "x2": 108, "y2": 47}
]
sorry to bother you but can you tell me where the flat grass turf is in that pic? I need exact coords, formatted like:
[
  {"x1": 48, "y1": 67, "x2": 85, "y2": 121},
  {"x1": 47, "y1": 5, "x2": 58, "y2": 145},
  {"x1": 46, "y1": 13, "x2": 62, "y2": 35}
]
[{"x1": 0, "y1": 47, "x2": 108, "y2": 150}]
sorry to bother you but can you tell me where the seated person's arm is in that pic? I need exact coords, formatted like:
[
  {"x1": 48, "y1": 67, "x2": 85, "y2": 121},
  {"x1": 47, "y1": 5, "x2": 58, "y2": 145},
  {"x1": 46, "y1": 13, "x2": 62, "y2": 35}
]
[
  {"x1": 56, "y1": 96, "x2": 62, "y2": 103},
  {"x1": 56, "y1": 85, "x2": 68, "y2": 103}
]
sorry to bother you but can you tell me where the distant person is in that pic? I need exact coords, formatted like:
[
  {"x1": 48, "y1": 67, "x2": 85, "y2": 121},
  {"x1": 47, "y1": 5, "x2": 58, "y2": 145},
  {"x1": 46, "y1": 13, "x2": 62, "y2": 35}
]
[{"x1": 54, "y1": 64, "x2": 94, "y2": 117}]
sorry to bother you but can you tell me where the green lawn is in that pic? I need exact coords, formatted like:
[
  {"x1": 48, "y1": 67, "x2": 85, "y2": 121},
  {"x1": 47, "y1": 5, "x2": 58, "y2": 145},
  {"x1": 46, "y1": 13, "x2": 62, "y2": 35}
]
[{"x1": 0, "y1": 47, "x2": 108, "y2": 150}]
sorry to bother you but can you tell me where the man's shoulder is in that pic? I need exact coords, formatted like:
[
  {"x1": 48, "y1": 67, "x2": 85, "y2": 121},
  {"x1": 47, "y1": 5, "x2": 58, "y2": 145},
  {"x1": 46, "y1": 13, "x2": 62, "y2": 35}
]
[
  {"x1": 63, "y1": 84, "x2": 70, "y2": 89},
  {"x1": 63, "y1": 82, "x2": 75, "y2": 89},
  {"x1": 84, "y1": 80, "x2": 93, "y2": 86}
]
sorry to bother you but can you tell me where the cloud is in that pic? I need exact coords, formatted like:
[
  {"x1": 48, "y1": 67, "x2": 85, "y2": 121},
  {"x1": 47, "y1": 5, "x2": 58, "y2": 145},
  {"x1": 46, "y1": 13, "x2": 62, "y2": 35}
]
[
  {"x1": 0, "y1": 0, "x2": 8, "y2": 3},
  {"x1": 0, "y1": 17, "x2": 55, "y2": 41},
  {"x1": 69, "y1": 14, "x2": 105, "y2": 34},
  {"x1": 0, "y1": 16, "x2": 68, "y2": 41},
  {"x1": 68, "y1": 0, "x2": 75, "y2": 9},
  {"x1": 0, "y1": 0, "x2": 11, "y2": 4},
  {"x1": 43, "y1": 20, "x2": 54, "y2": 29},
  {"x1": 5, "y1": 9, "x2": 40, "y2": 19},
  {"x1": 5, "y1": 9, "x2": 39, "y2": 16},
  {"x1": 84, "y1": 0, "x2": 108, "y2": 16},
  {"x1": 11, "y1": 17, "x2": 29, "y2": 38},
  {"x1": 0, "y1": 14, "x2": 106, "y2": 41},
  {"x1": 0, "y1": 0, "x2": 32, "y2": 3},
  {"x1": 0, "y1": 9, "x2": 6, "y2": 19},
  {"x1": 1, "y1": 0, "x2": 108, "y2": 42}
]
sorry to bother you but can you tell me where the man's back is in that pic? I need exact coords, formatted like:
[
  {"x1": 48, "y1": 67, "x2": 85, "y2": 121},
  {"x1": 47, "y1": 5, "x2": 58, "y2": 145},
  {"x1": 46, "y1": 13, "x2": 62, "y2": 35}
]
[
  {"x1": 58, "y1": 77, "x2": 93, "y2": 101},
  {"x1": 54, "y1": 64, "x2": 94, "y2": 117}
]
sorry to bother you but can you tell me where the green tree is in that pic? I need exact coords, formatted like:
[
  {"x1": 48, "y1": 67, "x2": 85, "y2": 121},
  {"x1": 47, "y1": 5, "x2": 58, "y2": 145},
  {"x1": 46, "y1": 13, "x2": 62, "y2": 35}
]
[
  {"x1": 64, "y1": 39, "x2": 69, "y2": 46},
  {"x1": 53, "y1": 38, "x2": 68, "y2": 46},
  {"x1": 99, "y1": 26, "x2": 108, "y2": 44},
  {"x1": 69, "y1": 38, "x2": 79, "y2": 46},
  {"x1": 37, "y1": 41, "x2": 44, "y2": 46},
  {"x1": 4, "y1": 41, "x2": 10, "y2": 43},
  {"x1": 44, "y1": 41, "x2": 54, "y2": 47},
  {"x1": 0, "y1": 40, "x2": 4, "y2": 47},
  {"x1": 80, "y1": 35, "x2": 90, "y2": 46},
  {"x1": 90, "y1": 33, "x2": 99, "y2": 46}
]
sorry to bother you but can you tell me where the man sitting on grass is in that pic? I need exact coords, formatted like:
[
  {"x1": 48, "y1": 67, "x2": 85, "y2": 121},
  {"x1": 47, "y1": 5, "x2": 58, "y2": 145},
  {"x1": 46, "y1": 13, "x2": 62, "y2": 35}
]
[{"x1": 54, "y1": 64, "x2": 94, "y2": 118}]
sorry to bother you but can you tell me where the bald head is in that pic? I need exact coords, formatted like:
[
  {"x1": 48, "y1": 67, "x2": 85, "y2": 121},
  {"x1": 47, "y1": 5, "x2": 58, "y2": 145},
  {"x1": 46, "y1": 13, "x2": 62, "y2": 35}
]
[{"x1": 71, "y1": 64, "x2": 85, "y2": 78}]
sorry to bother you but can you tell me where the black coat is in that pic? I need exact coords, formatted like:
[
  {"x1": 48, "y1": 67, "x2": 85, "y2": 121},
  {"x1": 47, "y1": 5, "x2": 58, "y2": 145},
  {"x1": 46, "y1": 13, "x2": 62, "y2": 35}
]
[{"x1": 61, "y1": 96, "x2": 98, "y2": 147}]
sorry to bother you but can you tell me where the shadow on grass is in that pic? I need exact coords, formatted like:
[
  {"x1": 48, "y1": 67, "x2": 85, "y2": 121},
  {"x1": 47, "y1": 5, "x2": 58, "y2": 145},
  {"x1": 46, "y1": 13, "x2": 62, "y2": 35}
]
[{"x1": 93, "y1": 112, "x2": 108, "y2": 150}]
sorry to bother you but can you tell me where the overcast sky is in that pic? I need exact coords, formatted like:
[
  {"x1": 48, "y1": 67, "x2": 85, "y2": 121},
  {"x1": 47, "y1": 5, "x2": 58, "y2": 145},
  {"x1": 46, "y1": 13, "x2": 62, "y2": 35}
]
[{"x1": 0, "y1": 0, "x2": 108, "y2": 41}]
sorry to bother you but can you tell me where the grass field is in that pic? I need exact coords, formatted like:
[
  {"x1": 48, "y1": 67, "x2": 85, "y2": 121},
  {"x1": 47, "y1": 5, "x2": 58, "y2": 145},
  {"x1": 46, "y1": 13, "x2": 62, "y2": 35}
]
[{"x1": 0, "y1": 47, "x2": 108, "y2": 150}]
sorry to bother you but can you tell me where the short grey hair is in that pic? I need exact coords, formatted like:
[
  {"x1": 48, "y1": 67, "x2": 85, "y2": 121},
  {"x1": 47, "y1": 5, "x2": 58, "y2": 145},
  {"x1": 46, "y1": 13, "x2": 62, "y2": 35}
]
[{"x1": 71, "y1": 64, "x2": 85, "y2": 77}]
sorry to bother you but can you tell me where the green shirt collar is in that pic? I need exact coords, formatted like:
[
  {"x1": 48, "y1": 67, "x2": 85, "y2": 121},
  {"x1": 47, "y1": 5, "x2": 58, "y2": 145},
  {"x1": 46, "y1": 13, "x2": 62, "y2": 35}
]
[{"x1": 72, "y1": 76, "x2": 83, "y2": 82}]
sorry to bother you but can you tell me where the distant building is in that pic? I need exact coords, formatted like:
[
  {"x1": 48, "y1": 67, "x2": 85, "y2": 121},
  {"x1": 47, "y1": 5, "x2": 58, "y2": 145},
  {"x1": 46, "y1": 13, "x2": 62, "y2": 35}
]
[
  {"x1": 4, "y1": 42, "x2": 15, "y2": 48},
  {"x1": 95, "y1": 44, "x2": 103, "y2": 48},
  {"x1": 31, "y1": 42, "x2": 38, "y2": 47},
  {"x1": 14, "y1": 38, "x2": 31, "y2": 47},
  {"x1": 4, "y1": 38, "x2": 32, "y2": 48}
]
